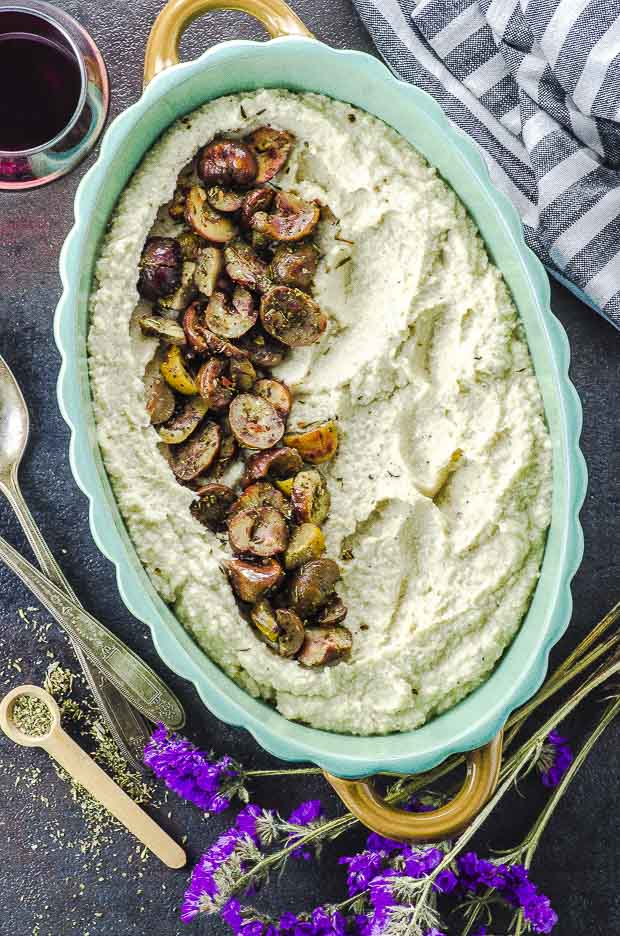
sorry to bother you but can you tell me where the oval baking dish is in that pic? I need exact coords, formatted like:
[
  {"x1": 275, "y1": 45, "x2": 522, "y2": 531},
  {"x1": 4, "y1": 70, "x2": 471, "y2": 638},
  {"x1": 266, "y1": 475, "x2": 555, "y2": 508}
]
[{"x1": 54, "y1": 0, "x2": 586, "y2": 839}]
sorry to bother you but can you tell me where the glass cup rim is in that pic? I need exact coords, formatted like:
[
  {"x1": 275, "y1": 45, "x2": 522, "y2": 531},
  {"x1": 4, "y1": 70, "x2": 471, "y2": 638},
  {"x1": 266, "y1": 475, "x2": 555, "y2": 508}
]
[{"x1": 0, "y1": 2, "x2": 87, "y2": 158}]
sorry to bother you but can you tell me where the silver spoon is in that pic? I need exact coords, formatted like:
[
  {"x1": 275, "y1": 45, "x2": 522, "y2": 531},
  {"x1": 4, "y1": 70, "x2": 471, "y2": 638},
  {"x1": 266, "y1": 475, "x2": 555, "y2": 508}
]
[{"x1": 0, "y1": 355, "x2": 184, "y2": 764}]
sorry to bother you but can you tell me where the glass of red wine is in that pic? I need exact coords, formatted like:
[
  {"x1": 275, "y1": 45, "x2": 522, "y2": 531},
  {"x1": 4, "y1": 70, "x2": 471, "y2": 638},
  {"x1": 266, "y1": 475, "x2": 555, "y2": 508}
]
[{"x1": 0, "y1": 0, "x2": 109, "y2": 189}]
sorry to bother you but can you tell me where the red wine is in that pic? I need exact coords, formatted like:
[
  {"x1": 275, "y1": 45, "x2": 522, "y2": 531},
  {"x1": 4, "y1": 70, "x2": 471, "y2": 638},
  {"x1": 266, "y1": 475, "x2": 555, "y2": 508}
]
[{"x1": 0, "y1": 32, "x2": 82, "y2": 152}]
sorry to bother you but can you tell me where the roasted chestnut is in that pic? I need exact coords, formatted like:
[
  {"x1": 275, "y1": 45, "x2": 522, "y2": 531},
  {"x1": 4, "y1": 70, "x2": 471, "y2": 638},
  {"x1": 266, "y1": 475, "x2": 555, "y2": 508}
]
[
  {"x1": 228, "y1": 506, "x2": 289, "y2": 557},
  {"x1": 298, "y1": 626, "x2": 352, "y2": 667},
  {"x1": 206, "y1": 185, "x2": 244, "y2": 213},
  {"x1": 138, "y1": 237, "x2": 182, "y2": 301},
  {"x1": 198, "y1": 139, "x2": 258, "y2": 188},
  {"x1": 222, "y1": 557, "x2": 284, "y2": 603},
  {"x1": 242, "y1": 447, "x2": 303, "y2": 488},
  {"x1": 284, "y1": 420, "x2": 338, "y2": 464},
  {"x1": 260, "y1": 286, "x2": 327, "y2": 347},
  {"x1": 230, "y1": 481, "x2": 290, "y2": 519},
  {"x1": 275, "y1": 609, "x2": 305, "y2": 657},
  {"x1": 253, "y1": 378, "x2": 292, "y2": 418},
  {"x1": 283, "y1": 523, "x2": 326, "y2": 570},
  {"x1": 228, "y1": 393, "x2": 285, "y2": 450},
  {"x1": 172, "y1": 420, "x2": 221, "y2": 481},
  {"x1": 139, "y1": 314, "x2": 187, "y2": 345},
  {"x1": 251, "y1": 191, "x2": 320, "y2": 242},
  {"x1": 240, "y1": 187, "x2": 275, "y2": 230},
  {"x1": 194, "y1": 247, "x2": 224, "y2": 297},
  {"x1": 224, "y1": 240, "x2": 272, "y2": 293},
  {"x1": 237, "y1": 327, "x2": 287, "y2": 368},
  {"x1": 204, "y1": 287, "x2": 257, "y2": 339},
  {"x1": 186, "y1": 185, "x2": 238, "y2": 243},
  {"x1": 270, "y1": 242, "x2": 319, "y2": 291},
  {"x1": 157, "y1": 261, "x2": 197, "y2": 313},
  {"x1": 245, "y1": 126, "x2": 295, "y2": 183},
  {"x1": 289, "y1": 558, "x2": 341, "y2": 617},
  {"x1": 157, "y1": 396, "x2": 208, "y2": 444},
  {"x1": 291, "y1": 469, "x2": 331, "y2": 525},
  {"x1": 160, "y1": 345, "x2": 198, "y2": 396},
  {"x1": 190, "y1": 483, "x2": 237, "y2": 531},
  {"x1": 145, "y1": 374, "x2": 175, "y2": 426},
  {"x1": 197, "y1": 357, "x2": 234, "y2": 411}
]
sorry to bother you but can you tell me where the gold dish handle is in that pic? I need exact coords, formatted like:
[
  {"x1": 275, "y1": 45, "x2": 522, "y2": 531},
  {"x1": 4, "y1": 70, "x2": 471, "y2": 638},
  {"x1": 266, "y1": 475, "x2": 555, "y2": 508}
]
[
  {"x1": 144, "y1": 0, "x2": 313, "y2": 86},
  {"x1": 324, "y1": 732, "x2": 503, "y2": 842}
]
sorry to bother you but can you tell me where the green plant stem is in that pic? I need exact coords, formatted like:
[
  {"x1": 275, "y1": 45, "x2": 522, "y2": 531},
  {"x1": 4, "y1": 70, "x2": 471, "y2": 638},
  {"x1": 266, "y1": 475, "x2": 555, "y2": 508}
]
[{"x1": 246, "y1": 768, "x2": 323, "y2": 777}]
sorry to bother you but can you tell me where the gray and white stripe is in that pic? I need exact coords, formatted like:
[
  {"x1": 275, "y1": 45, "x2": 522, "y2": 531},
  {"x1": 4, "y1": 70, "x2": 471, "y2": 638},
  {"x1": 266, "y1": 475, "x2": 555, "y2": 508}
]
[{"x1": 351, "y1": 0, "x2": 620, "y2": 329}]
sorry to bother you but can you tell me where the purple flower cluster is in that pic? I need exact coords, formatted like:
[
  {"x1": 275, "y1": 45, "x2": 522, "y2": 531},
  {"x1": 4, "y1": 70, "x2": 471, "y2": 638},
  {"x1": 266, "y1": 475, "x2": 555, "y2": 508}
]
[
  {"x1": 181, "y1": 803, "x2": 262, "y2": 923},
  {"x1": 222, "y1": 900, "x2": 365, "y2": 936},
  {"x1": 144, "y1": 723, "x2": 240, "y2": 814},
  {"x1": 288, "y1": 800, "x2": 325, "y2": 860},
  {"x1": 538, "y1": 731, "x2": 573, "y2": 788},
  {"x1": 457, "y1": 853, "x2": 558, "y2": 933}
]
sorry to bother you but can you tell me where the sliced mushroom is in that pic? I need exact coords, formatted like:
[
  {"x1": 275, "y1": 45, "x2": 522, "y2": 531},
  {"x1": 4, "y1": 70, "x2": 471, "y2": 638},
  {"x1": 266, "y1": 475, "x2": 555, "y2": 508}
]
[
  {"x1": 145, "y1": 375, "x2": 176, "y2": 426},
  {"x1": 172, "y1": 420, "x2": 221, "y2": 481},
  {"x1": 138, "y1": 237, "x2": 182, "y2": 301},
  {"x1": 177, "y1": 230, "x2": 205, "y2": 261},
  {"x1": 183, "y1": 302, "x2": 209, "y2": 352},
  {"x1": 157, "y1": 396, "x2": 208, "y2": 444},
  {"x1": 291, "y1": 469, "x2": 331, "y2": 524},
  {"x1": 206, "y1": 185, "x2": 244, "y2": 213},
  {"x1": 245, "y1": 127, "x2": 295, "y2": 183},
  {"x1": 253, "y1": 378, "x2": 292, "y2": 419},
  {"x1": 139, "y1": 314, "x2": 187, "y2": 345},
  {"x1": 201, "y1": 328, "x2": 250, "y2": 360},
  {"x1": 315, "y1": 594, "x2": 348, "y2": 626},
  {"x1": 229, "y1": 357, "x2": 257, "y2": 392},
  {"x1": 283, "y1": 523, "x2": 326, "y2": 570},
  {"x1": 242, "y1": 447, "x2": 303, "y2": 487},
  {"x1": 230, "y1": 481, "x2": 291, "y2": 519},
  {"x1": 190, "y1": 483, "x2": 237, "y2": 531},
  {"x1": 194, "y1": 247, "x2": 224, "y2": 297},
  {"x1": 224, "y1": 240, "x2": 272, "y2": 293},
  {"x1": 222, "y1": 558, "x2": 284, "y2": 603},
  {"x1": 198, "y1": 139, "x2": 258, "y2": 188},
  {"x1": 204, "y1": 287, "x2": 257, "y2": 339},
  {"x1": 260, "y1": 286, "x2": 327, "y2": 347},
  {"x1": 228, "y1": 506, "x2": 289, "y2": 557},
  {"x1": 250, "y1": 598, "x2": 280, "y2": 643},
  {"x1": 237, "y1": 328, "x2": 287, "y2": 368},
  {"x1": 160, "y1": 345, "x2": 198, "y2": 396},
  {"x1": 284, "y1": 420, "x2": 338, "y2": 464},
  {"x1": 197, "y1": 357, "x2": 234, "y2": 411},
  {"x1": 240, "y1": 187, "x2": 275, "y2": 230},
  {"x1": 228, "y1": 393, "x2": 285, "y2": 450},
  {"x1": 270, "y1": 243, "x2": 319, "y2": 291},
  {"x1": 289, "y1": 558, "x2": 341, "y2": 617},
  {"x1": 251, "y1": 191, "x2": 320, "y2": 242},
  {"x1": 186, "y1": 185, "x2": 238, "y2": 243},
  {"x1": 157, "y1": 261, "x2": 197, "y2": 314},
  {"x1": 298, "y1": 626, "x2": 352, "y2": 668},
  {"x1": 275, "y1": 609, "x2": 305, "y2": 657}
]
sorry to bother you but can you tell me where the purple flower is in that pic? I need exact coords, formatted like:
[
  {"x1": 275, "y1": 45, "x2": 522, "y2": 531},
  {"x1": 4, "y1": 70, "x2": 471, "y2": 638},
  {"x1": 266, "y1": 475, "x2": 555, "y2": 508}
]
[
  {"x1": 471, "y1": 929, "x2": 487, "y2": 936},
  {"x1": 501, "y1": 864, "x2": 558, "y2": 933},
  {"x1": 339, "y1": 850, "x2": 385, "y2": 896},
  {"x1": 434, "y1": 868, "x2": 458, "y2": 894},
  {"x1": 144, "y1": 723, "x2": 240, "y2": 814},
  {"x1": 538, "y1": 731, "x2": 573, "y2": 789},
  {"x1": 403, "y1": 847, "x2": 443, "y2": 878},
  {"x1": 456, "y1": 852, "x2": 505, "y2": 891},
  {"x1": 425, "y1": 930, "x2": 447, "y2": 936},
  {"x1": 287, "y1": 799, "x2": 325, "y2": 860}
]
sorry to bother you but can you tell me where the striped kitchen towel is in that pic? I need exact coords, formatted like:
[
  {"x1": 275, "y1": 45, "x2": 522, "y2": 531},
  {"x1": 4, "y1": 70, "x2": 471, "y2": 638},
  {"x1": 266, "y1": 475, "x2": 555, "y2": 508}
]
[{"x1": 351, "y1": 0, "x2": 620, "y2": 330}]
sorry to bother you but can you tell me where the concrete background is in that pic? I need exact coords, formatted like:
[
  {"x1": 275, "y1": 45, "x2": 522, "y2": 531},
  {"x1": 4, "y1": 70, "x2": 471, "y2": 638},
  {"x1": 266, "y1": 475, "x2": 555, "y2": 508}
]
[{"x1": 0, "y1": 2, "x2": 618, "y2": 934}]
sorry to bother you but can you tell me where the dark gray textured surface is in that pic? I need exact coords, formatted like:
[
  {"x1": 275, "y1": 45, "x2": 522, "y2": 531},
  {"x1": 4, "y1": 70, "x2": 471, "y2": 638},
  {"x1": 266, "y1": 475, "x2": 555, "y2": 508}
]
[{"x1": 0, "y1": 2, "x2": 618, "y2": 934}]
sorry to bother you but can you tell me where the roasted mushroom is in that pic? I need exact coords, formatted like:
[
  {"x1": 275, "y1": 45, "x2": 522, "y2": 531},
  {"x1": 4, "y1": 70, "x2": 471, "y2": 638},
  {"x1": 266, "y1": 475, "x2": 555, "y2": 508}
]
[
  {"x1": 206, "y1": 185, "x2": 244, "y2": 213},
  {"x1": 197, "y1": 357, "x2": 234, "y2": 411},
  {"x1": 270, "y1": 243, "x2": 319, "y2": 291},
  {"x1": 222, "y1": 557, "x2": 284, "y2": 603},
  {"x1": 186, "y1": 185, "x2": 238, "y2": 243},
  {"x1": 157, "y1": 261, "x2": 197, "y2": 313},
  {"x1": 157, "y1": 396, "x2": 209, "y2": 444},
  {"x1": 291, "y1": 469, "x2": 331, "y2": 524},
  {"x1": 315, "y1": 594, "x2": 348, "y2": 626},
  {"x1": 298, "y1": 626, "x2": 352, "y2": 667},
  {"x1": 289, "y1": 558, "x2": 341, "y2": 617},
  {"x1": 171, "y1": 420, "x2": 221, "y2": 481},
  {"x1": 224, "y1": 240, "x2": 272, "y2": 293},
  {"x1": 260, "y1": 286, "x2": 327, "y2": 347},
  {"x1": 240, "y1": 187, "x2": 275, "y2": 230},
  {"x1": 283, "y1": 523, "x2": 326, "y2": 570},
  {"x1": 237, "y1": 327, "x2": 287, "y2": 368},
  {"x1": 230, "y1": 481, "x2": 290, "y2": 518},
  {"x1": 204, "y1": 287, "x2": 257, "y2": 339},
  {"x1": 138, "y1": 237, "x2": 182, "y2": 301},
  {"x1": 228, "y1": 393, "x2": 285, "y2": 450},
  {"x1": 250, "y1": 598, "x2": 280, "y2": 643},
  {"x1": 139, "y1": 314, "x2": 187, "y2": 345},
  {"x1": 201, "y1": 328, "x2": 251, "y2": 360},
  {"x1": 183, "y1": 302, "x2": 209, "y2": 352},
  {"x1": 245, "y1": 127, "x2": 295, "y2": 183},
  {"x1": 275, "y1": 609, "x2": 305, "y2": 657},
  {"x1": 253, "y1": 378, "x2": 292, "y2": 418},
  {"x1": 228, "y1": 506, "x2": 289, "y2": 557},
  {"x1": 229, "y1": 357, "x2": 257, "y2": 392},
  {"x1": 284, "y1": 420, "x2": 338, "y2": 464},
  {"x1": 251, "y1": 191, "x2": 320, "y2": 242},
  {"x1": 160, "y1": 345, "x2": 198, "y2": 395},
  {"x1": 145, "y1": 374, "x2": 176, "y2": 426},
  {"x1": 194, "y1": 246, "x2": 224, "y2": 297},
  {"x1": 190, "y1": 483, "x2": 237, "y2": 531},
  {"x1": 198, "y1": 139, "x2": 258, "y2": 188},
  {"x1": 242, "y1": 447, "x2": 303, "y2": 488}
]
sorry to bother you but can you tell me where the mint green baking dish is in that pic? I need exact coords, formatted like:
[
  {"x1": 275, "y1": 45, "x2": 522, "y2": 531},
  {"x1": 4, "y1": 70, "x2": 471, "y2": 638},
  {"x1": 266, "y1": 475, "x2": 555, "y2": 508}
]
[{"x1": 54, "y1": 0, "x2": 586, "y2": 839}]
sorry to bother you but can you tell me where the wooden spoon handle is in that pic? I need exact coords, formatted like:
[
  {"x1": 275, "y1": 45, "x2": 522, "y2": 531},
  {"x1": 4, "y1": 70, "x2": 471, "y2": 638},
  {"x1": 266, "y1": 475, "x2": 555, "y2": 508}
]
[{"x1": 43, "y1": 728, "x2": 186, "y2": 868}]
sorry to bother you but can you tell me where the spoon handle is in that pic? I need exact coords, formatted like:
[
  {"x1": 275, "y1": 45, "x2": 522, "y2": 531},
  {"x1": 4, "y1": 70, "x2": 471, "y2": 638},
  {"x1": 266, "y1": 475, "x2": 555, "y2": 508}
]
[
  {"x1": 0, "y1": 533, "x2": 185, "y2": 729},
  {"x1": 0, "y1": 476, "x2": 154, "y2": 770},
  {"x1": 43, "y1": 726, "x2": 186, "y2": 868}
]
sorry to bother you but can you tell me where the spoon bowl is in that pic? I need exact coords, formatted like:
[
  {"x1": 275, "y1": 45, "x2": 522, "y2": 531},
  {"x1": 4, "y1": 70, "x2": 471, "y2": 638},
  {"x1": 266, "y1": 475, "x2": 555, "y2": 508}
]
[
  {"x1": 0, "y1": 355, "x2": 29, "y2": 481},
  {"x1": 0, "y1": 684, "x2": 60, "y2": 747}
]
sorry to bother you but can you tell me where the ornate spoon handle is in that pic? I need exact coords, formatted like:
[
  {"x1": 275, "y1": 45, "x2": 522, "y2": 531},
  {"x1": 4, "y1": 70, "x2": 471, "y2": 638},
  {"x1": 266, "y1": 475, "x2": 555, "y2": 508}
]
[
  {"x1": 1, "y1": 475, "x2": 154, "y2": 769},
  {"x1": 0, "y1": 533, "x2": 185, "y2": 729}
]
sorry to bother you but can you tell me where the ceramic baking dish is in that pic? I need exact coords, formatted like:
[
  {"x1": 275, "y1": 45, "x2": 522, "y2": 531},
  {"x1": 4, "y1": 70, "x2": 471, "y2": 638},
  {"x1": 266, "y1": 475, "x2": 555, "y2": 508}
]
[{"x1": 54, "y1": 0, "x2": 586, "y2": 840}]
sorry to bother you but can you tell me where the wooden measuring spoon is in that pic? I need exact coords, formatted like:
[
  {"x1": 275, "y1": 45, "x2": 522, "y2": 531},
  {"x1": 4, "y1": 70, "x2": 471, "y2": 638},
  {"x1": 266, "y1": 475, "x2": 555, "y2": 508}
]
[{"x1": 0, "y1": 685, "x2": 186, "y2": 869}]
